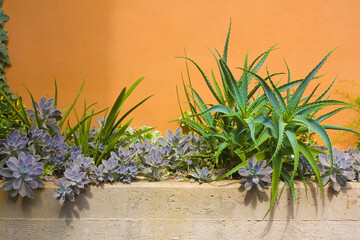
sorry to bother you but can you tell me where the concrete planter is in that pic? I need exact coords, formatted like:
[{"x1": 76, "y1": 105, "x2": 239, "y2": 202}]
[{"x1": 0, "y1": 180, "x2": 359, "y2": 240}]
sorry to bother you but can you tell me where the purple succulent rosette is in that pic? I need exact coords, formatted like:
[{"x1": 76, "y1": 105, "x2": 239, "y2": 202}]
[
  {"x1": 142, "y1": 149, "x2": 169, "y2": 180},
  {"x1": 238, "y1": 157, "x2": 273, "y2": 191},
  {"x1": 90, "y1": 164, "x2": 106, "y2": 185},
  {"x1": 0, "y1": 130, "x2": 29, "y2": 157},
  {"x1": 318, "y1": 147, "x2": 355, "y2": 192},
  {"x1": 0, "y1": 152, "x2": 44, "y2": 198},
  {"x1": 52, "y1": 179, "x2": 75, "y2": 205},
  {"x1": 41, "y1": 134, "x2": 68, "y2": 164},
  {"x1": 346, "y1": 147, "x2": 360, "y2": 182},
  {"x1": 26, "y1": 97, "x2": 62, "y2": 133},
  {"x1": 188, "y1": 167, "x2": 213, "y2": 183},
  {"x1": 64, "y1": 165, "x2": 89, "y2": 195}
]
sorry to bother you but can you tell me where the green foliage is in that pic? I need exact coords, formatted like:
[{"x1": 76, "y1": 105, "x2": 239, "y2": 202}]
[
  {"x1": 64, "y1": 76, "x2": 153, "y2": 166},
  {"x1": 0, "y1": 4, "x2": 24, "y2": 139},
  {"x1": 177, "y1": 22, "x2": 358, "y2": 214},
  {"x1": 0, "y1": 2, "x2": 10, "y2": 91}
]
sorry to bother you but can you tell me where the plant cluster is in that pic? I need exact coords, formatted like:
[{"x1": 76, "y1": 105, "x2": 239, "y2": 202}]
[
  {"x1": 177, "y1": 21, "x2": 359, "y2": 214},
  {"x1": 0, "y1": 18, "x2": 359, "y2": 214},
  {"x1": 0, "y1": 88, "x2": 211, "y2": 204}
]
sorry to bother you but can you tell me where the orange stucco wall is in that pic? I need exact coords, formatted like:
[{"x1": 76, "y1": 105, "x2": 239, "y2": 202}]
[{"x1": 3, "y1": 0, "x2": 360, "y2": 149}]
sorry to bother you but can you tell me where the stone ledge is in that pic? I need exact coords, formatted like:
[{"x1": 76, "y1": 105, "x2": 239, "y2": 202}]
[{"x1": 0, "y1": 181, "x2": 359, "y2": 240}]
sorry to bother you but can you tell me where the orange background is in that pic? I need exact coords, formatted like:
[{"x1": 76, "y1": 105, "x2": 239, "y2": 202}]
[{"x1": 3, "y1": 0, "x2": 360, "y2": 149}]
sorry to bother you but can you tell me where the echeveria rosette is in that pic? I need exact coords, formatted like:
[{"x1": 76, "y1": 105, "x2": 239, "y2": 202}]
[
  {"x1": 41, "y1": 134, "x2": 68, "y2": 165},
  {"x1": 346, "y1": 147, "x2": 360, "y2": 182},
  {"x1": 102, "y1": 158, "x2": 120, "y2": 182},
  {"x1": 188, "y1": 167, "x2": 213, "y2": 183},
  {"x1": 238, "y1": 157, "x2": 273, "y2": 191},
  {"x1": 110, "y1": 146, "x2": 136, "y2": 164},
  {"x1": 72, "y1": 154, "x2": 94, "y2": 173},
  {"x1": 26, "y1": 97, "x2": 62, "y2": 133},
  {"x1": 0, "y1": 152, "x2": 44, "y2": 198},
  {"x1": 118, "y1": 162, "x2": 138, "y2": 183},
  {"x1": 52, "y1": 179, "x2": 75, "y2": 205},
  {"x1": 318, "y1": 147, "x2": 355, "y2": 192},
  {"x1": 64, "y1": 165, "x2": 89, "y2": 195},
  {"x1": 142, "y1": 149, "x2": 169, "y2": 180},
  {"x1": 0, "y1": 129, "x2": 29, "y2": 157},
  {"x1": 90, "y1": 164, "x2": 107, "y2": 185}
]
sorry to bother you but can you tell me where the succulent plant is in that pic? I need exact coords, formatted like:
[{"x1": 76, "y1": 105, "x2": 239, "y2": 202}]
[
  {"x1": 345, "y1": 147, "x2": 360, "y2": 182},
  {"x1": 102, "y1": 158, "x2": 119, "y2": 182},
  {"x1": 318, "y1": 147, "x2": 355, "y2": 191},
  {"x1": 26, "y1": 97, "x2": 62, "y2": 133},
  {"x1": 52, "y1": 178, "x2": 75, "y2": 205},
  {"x1": 238, "y1": 157, "x2": 273, "y2": 191},
  {"x1": 110, "y1": 146, "x2": 135, "y2": 163},
  {"x1": 41, "y1": 134, "x2": 68, "y2": 165},
  {"x1": 63, "y1": 164, "x2": 89, "y2": 195},
  {"x1": 141, "y1": 149, "x2": 169, "y2": 180},
  {"x1": 0, "y1": 129, "x2": 29, "y2": 158},
  {"x1": 118, "y1": 162, "x2": 138, "y2": 183},
  {"x1": 72, "y1": 154, "x2": 94, "y2": 173},
  {"x1": 90, "y1": 164, "x2": 106, "y2": 185},
  {"x1": 188, "y1": 167, "x2": 213, "y2": 183},
  {"x1": 0, "y1": 152, "x2": 44, "y2": 198}
]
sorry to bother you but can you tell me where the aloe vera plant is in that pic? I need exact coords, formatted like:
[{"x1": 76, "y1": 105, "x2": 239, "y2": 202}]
[{"x1": 177, "y1": 21, "x2": 358, "y2": 214}]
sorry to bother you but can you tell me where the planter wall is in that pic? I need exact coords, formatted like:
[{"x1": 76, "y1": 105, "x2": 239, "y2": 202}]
[{"x1": 0, "y1": 181, "x2": 359, "y2": 240}]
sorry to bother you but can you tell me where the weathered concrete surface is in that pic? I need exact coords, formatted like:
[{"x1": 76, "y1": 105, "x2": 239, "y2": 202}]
[{"x1": 0, "y1": 181, "x2": 359, "y2": 240}]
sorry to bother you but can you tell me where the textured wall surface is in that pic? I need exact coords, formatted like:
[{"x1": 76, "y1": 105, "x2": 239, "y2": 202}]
[
  {"x1": 0, "y1": 181, "x2": 359, "y2": 240},
  {"x1": 3, "y1": 1, "x2": 360, "y2": 147}
]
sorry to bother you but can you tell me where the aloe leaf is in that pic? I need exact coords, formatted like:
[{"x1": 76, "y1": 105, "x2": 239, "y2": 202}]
[
  {"x1": 267, "y1": 69, "x2": 286, "y2": 110},
  {"x1": 215, "y1": 142, "x2": 230, "y2": 165},
  {"x1": 211, "y1": 69, "x2": 225, "y2": 104},
  {"x1": 59, "y1": 76, "x2": 86, "y2": 129},
  {"x1": 271, "y1": 118, "x2": 287, "y2": 162},
  {"x1": 239, "y1": 51, "x2": 249, "y2": 99},
  {"x1": 189, "y1": 86, "x2": 213, "y2": 124},
  {"x1": 245, "y1": 117, "x2": 256, "y2": 143},
  {"x1": 298, "y1": 142, "x2": 323, "y2": 195},
  {"x1": 303, "y1": 116, "x2": 333, "y2": 171},
  {"x1": 265, "y1": 153, "x2": 282, "y2": 218},
  {"x1": 245, "y1": 128, "x2": 272, "y2": 152},
  {"x1": 294, "y1": 100, "x2": 350, "y2": 116},
  {"x1": 316, "y1": 107, "x2": 352, "y2": 122},
  {"x1": 254, "y1": 116, "x2": 276, "y2": 133},
  {"x1": 301, "y1": 83, "x2": 320, "y2": 106},
  {"x1": 241, "y1": 69, "x2": 280, "y2": 109},
  {"x1": 219, "y1": 59, "x2": 245, "y2": 111},
  {"x1": 322, "y1": 124, "x2": 360, "y2": 134},
  {"x1": 315, "y1": 74, "x2": 337, "y2": 102},
  {"x1": 289, "y1": 49, "x2": 335, "y2": 110},
  {"x1": 285, "y1": 129, "x2": 299, "y2": 179},
  {"x1": 247, "y1": 44, "x2": 277, "y2": 83},
  {"x1": 281, "y1": 168, "x2": 297, "y2": 200},
  {"x1": 204, "y1": 105, "x2": 236, "y2": 116},
  {"x1": 177, "y1": 56, "x2": 222, "y2": 103},
  {"x1": 284, "y1": 59, "x2": 291, "y2": 104},
  {"x1": 222, "y1": 18, "x2": 231, "y2": 64}
]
